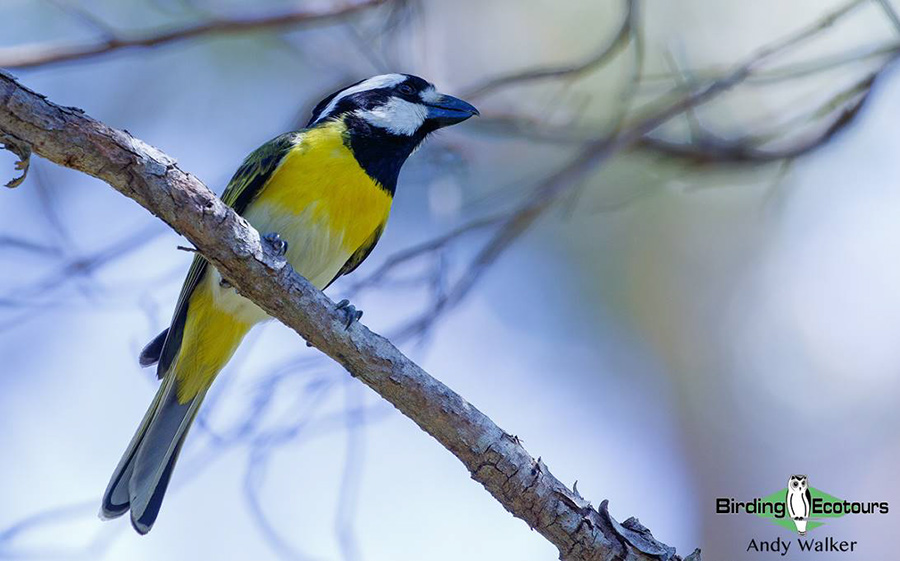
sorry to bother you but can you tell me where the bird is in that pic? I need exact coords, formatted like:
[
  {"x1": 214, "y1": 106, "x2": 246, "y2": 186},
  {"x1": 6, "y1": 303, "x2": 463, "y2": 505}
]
[
  {"x1": 100, "y1": 73, "x2": 478, "y2": 534},
  {"x1": 786, "y1": 474, "x2": 811, "y2": 535}
]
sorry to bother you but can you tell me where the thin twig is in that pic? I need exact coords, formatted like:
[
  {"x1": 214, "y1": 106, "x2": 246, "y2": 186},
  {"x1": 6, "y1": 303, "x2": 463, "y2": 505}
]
[
  {"x1": 639, "y1": 73, "x2": 877, "y2": 164},
  {"x1": 0, "y1": 0, "x2": 388, "y2": 69},
  {"x1": 462, "y1": 0, "x2": 638, "y2": 99},
  {"x1": 874, "y1": 0, "x2": 900, "y2": 35},
  {"x1": 345, "y1": 213, "x2": 503, "y2": 294},
  {"x1": 0, "y1": 234, "x2": 61, "y2": 256}
]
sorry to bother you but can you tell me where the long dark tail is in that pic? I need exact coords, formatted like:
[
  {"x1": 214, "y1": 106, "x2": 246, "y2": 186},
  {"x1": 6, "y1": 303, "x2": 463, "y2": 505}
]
[{"x1": 100, "y1": 372, "x2": 205, "y2": 534}]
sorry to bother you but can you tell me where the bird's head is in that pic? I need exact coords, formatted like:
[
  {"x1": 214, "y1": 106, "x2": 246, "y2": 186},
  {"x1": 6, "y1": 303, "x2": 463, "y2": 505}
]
[
  {"x1": 308, "y1": 73, "x2": 478, "y2": 138},
  {"x1": 306, "y1": 73, "x2": 478, "y2": 192}
]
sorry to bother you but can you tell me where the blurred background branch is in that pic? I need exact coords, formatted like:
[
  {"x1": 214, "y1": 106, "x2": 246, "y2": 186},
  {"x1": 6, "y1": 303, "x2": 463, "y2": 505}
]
[
  {"x1": 0, "y1": 0, "x2": 389, "y2": 69},
  {"x1": 391, "y1": 0, "x2": 896, "y2": 340},
  {"x1": 461, "y1": 0, "x2": 638, "y2": 99}
]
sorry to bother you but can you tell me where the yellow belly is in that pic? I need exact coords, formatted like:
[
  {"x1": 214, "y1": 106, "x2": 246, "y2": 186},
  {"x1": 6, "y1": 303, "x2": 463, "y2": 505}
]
[{"x1": 174, "y1": 121, "x2": 392, "y2": 402}]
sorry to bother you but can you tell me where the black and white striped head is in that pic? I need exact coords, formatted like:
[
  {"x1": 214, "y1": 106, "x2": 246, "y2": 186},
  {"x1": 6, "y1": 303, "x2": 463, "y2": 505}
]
[
  {"x1": 308, "y1": 73, "x2": 478, "y2": 137},
  {"x1": 307, "y1": 74, "x2": 478, "y2": 193}
]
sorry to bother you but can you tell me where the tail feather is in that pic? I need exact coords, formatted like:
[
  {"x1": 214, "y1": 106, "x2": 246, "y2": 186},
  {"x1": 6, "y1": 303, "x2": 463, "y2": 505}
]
[
  {"x1": 103, "y1": 277, "x2": 249, "y2": 533},
  {"x1": 100, "y1": 377, "x2": 170, "y2": 520},
  {"x1": 128, "y1": 382, "x2": 204, "y2": 534},
  {"x1": 99, "y1": 444, "x2": 137, "y2": 519},
  {"x1": 100, "y1": 375, "x2": 205, "y2": 534},
  {"x1": 131, "y1": 428, "x2": 190, "y2": 534}
]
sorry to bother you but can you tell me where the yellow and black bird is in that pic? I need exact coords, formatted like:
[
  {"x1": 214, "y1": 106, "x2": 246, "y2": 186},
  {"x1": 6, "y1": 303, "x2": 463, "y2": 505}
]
[{"x1": 100, "y1": 74, "x2": 478, "y2": 534}]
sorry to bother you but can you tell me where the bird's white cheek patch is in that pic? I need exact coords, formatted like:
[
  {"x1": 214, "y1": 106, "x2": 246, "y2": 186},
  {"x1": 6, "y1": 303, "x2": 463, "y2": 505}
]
[{"x1": 356, "y1": 98, "x2": 427, "y2": 136}]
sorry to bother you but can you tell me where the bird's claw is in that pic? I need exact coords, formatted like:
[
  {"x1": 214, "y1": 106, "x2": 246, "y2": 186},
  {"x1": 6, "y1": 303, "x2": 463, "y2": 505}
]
[
  {"x1": 336, "y1": 299, "x2": 363, "y2": 330},
  {"x1": 263, "y1": 232, "x2": 288, "y2": 256}
]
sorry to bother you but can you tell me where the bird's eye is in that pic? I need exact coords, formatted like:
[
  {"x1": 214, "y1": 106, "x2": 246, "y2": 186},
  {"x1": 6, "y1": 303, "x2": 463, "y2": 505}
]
[{"x1": 398, "y1": 84, "x2": 415, "y2": 95}]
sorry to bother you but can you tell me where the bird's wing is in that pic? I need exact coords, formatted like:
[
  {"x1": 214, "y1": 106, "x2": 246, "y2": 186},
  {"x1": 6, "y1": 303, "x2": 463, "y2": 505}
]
[
  {"x1": 155, "y1": 132, "x2": 298, "y2": 377},
  {"x1": 325, "y1": 223, "x2": 386, "y2": 289}
]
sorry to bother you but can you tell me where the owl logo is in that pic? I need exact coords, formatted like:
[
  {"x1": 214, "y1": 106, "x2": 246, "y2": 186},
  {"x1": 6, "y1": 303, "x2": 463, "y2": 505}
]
[{"x1": 786, "y1": 474, "x2": 812, "y2": 535}]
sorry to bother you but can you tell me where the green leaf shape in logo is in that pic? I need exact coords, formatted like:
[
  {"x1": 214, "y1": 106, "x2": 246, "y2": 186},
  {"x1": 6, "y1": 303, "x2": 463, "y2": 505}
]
[{"x1": 755, "y1": 487, "x2": 847, "y2": 532}]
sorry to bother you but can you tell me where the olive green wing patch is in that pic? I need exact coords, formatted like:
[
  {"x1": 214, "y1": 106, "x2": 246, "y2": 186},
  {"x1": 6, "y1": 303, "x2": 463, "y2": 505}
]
[
  {"x1": 155, "y1": 132, "x2": 298, "y2": 378},
  {"x1": 220, "y1": 133, "x2": 297, "y2": 212}
]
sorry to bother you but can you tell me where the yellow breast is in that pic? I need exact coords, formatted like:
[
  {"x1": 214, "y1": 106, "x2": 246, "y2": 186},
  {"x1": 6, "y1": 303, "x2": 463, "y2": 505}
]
[
  {"x1": 242, "y1": 121, "x2": 393, "y2": 289},
  {"x1": 258, "y1": 121, "x2": 392, "y2": 254}
]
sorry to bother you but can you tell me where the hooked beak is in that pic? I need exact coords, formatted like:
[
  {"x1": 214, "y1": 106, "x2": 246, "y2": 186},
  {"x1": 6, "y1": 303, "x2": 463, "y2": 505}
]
[{"x1": 424, "y1": 94, "x2": 479, "y2": 128}]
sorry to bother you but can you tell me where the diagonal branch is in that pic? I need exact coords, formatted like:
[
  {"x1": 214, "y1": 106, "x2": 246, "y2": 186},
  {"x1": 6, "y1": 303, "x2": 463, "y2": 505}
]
[
  {"x1": 0, "y1": 0, "x2": 388, "y2": 70},
  {"x1": 0, "y1": 74, "x2": 696, "y2": 561}
]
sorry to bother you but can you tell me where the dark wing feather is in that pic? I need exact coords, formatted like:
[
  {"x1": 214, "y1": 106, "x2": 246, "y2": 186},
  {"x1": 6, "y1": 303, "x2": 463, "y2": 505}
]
[
  {"x1": 325, "y1": 223, "x2": 385, "y2": 289},
  {"x1": 138, "y1": 328, "x2": 168, "y2": 367},
  {"x1": 153, "y1": 132, "x2": 298, "y2": 377}
]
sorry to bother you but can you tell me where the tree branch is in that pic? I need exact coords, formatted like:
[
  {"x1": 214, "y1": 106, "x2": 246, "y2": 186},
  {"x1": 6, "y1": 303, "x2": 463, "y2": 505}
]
[
  {"x1": 0, "y1": 74, "x2": 696, "y2": 561},
  {"x1": 0, "y1": 0, "x2": 388, "y2": 69}
]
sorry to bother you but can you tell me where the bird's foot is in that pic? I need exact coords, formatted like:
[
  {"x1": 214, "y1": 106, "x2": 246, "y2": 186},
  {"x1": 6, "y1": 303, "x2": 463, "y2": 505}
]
[
  {"x1": 263, "y1": 232, "x2": 289, "y2": 256},
  {"x1": 336, "y1": 299, "x2": 363, "y2": 330}
]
